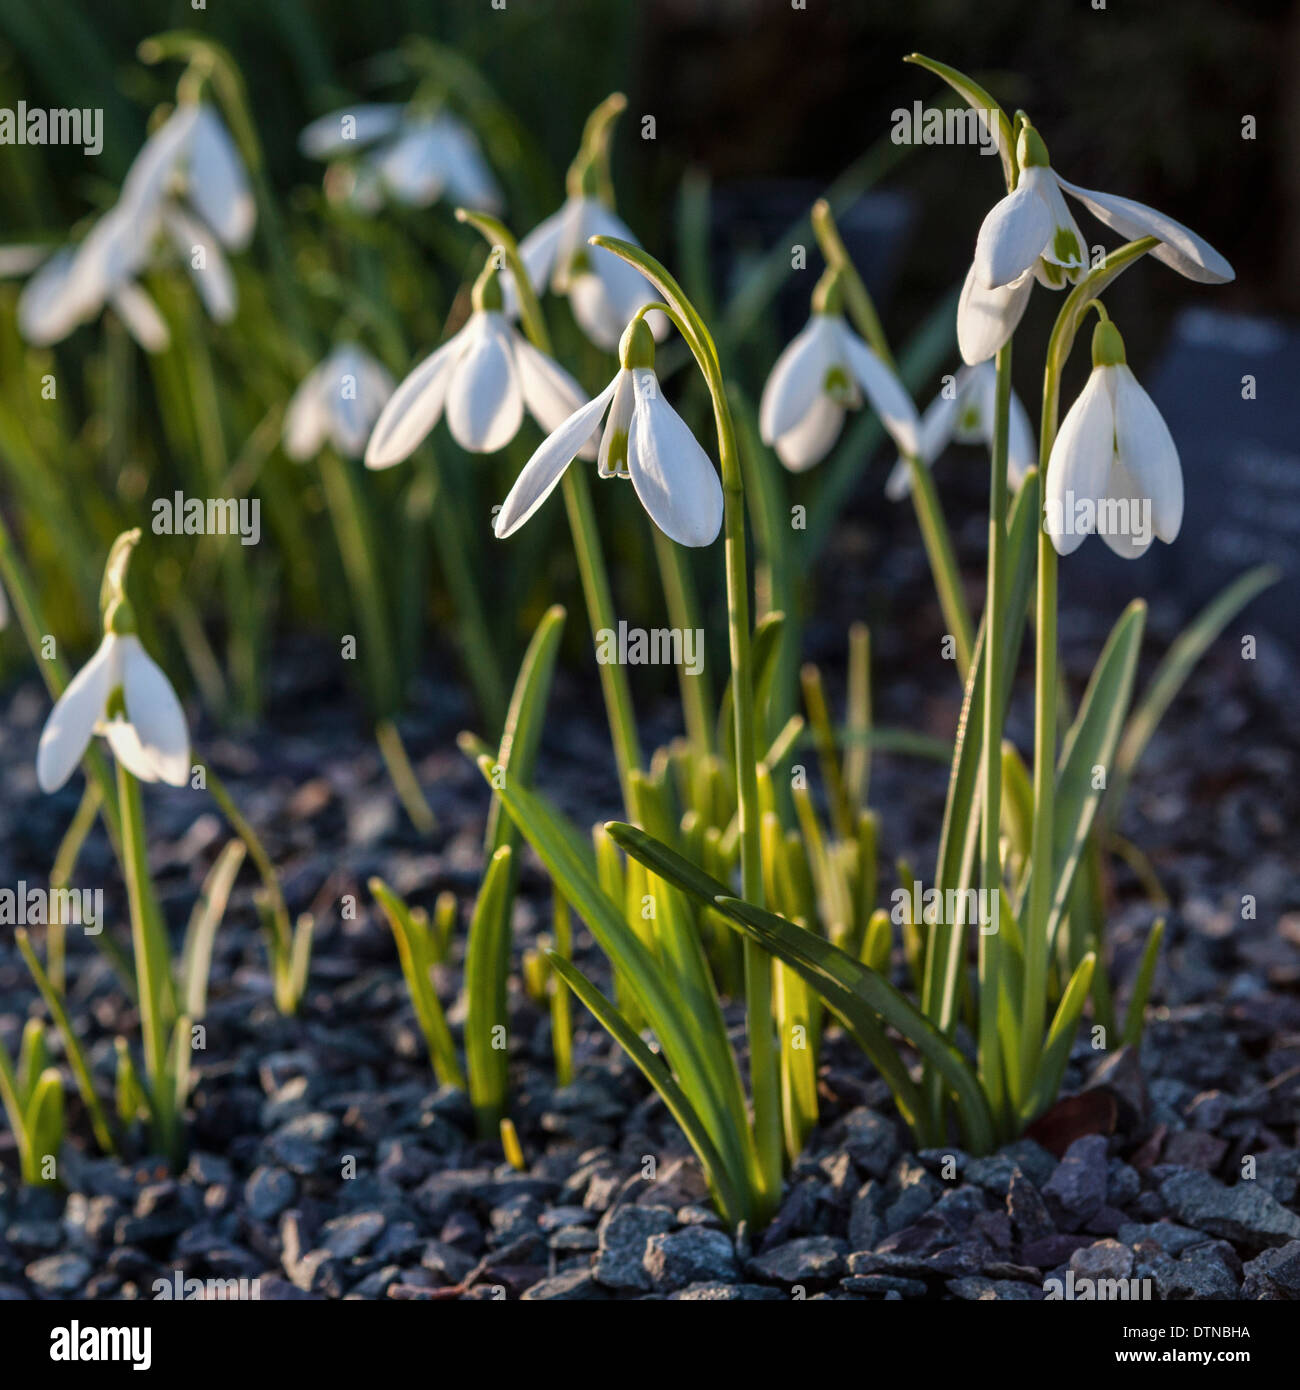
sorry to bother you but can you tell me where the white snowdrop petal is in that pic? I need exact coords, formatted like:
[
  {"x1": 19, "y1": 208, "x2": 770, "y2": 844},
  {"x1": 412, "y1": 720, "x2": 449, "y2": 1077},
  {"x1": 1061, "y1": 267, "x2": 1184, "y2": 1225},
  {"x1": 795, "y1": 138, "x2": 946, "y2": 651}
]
[
  {"x1": 282, "y1": 362, "x2": 330, "y2": 460},
  {"x1": 512, "y1": 333, "x2": 597, "y2": 457},
  {"x1": 1032, "y1": 168, "x2": 1087, "y2": 273},
  {"x1": 365, "y1": 333, "x2": 463, "y2": 468},
  {"x1": 445, "y1": 312, "x2": 524, "y2": 452},
  {"x1": 973, "y1": 179, "x2": 1052, "y2": 289},
  {"x1": 17, "y1": 247, "x2": 86, "y2": 346},
  {"x1": 109, "y1": 283, "x2": 171, "y2": 354},
  {"x1": 1056, "y1": 176, "x2": 1235, "y2": 285},
  {"x1": 1097, "y1": 457, "x2": 1155, "y2": 559},
  {"x1": 432, "y1": 117, "x2": 503, "y2": 213},
  {"x1": 597, "y1": 369, "x2": 636, "y2": 476},
  {"x1": 838, "y1": 324, "x2": 920, "y2": 458},
  {"x1": 1112, "y1": 365, "x2": 1183, "y2": 543},
  {"x1": 627, "y1": 369, "x2": 723, "y2": 547},
  {"x1": 105, "y1": 721, "x2": 165, "y2": 783},
  {"x1": 774, "y1": 394, "x2": 844, "y2": 473},
  {"x1": 185, "y1": 107, "x2": 255, "y2": 252},
  {"x1": 36, "y1": 635, "x2": 119, "y2": 793},
  {"x1": 495, "y1": 375, "x2": 621, "y2": 538},
  {"x1": 376, "y1": 124, "x2": 448, "y2": 206},
  {"x1": 567, "y1": 271, "x2": 626, "y2": 352},
  {"x1": 120, "y1": 105, "x2": 198, "y2": 223},
  {"x1": 299, "y1": 105, "x2": 405, "y2": 160},
  {"x1": 957, "y1": 262, "x2": 1034, "y2": 366},
  {"x1": 1046, "y1": 369, "x2": 1115, "y2": 555},
  {"x1": 120, "y1": 636, "x2": 190, "y2": 786},
  {"x1": 759, "y1": 315, "x2": 839, "y2": 445},
  {"x1": 1007, "y1": 388, "x2": 1037, "y2": 491},
  {"x1": 163, "y1": 206, "x2": 236, "y2": 323},
  {"x1": 502, "y1": 207, "x2": 568, "y2": 318}
]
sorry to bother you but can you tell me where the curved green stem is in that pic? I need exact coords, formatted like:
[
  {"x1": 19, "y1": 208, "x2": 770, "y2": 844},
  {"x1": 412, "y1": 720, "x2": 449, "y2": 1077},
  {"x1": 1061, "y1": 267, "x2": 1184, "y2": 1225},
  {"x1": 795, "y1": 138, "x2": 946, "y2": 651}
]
[
  {"x1": 592, "y1": 234, "x2": 782, "y2": 1219},
  {"x1": 1021, "y1": 239, "x2": 1156, "y2": 1086},
  {"x1": 458, "y1": 209, "x2": 642, "y2": 806}
]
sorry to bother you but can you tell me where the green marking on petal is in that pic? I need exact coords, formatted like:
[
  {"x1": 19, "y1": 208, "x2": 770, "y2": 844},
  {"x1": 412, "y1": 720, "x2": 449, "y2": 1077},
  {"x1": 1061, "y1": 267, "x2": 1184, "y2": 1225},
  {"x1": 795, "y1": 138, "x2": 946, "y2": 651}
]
[{"x1": 823, "y1": 364, "x2": 853, "y2": 403}]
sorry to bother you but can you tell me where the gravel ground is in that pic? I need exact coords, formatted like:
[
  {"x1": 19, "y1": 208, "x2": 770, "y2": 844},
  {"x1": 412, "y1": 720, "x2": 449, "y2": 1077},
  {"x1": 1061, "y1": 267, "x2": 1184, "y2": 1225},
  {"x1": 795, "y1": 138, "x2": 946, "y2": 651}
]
[{"x1": 0, "y1": 549, "x2": 1296, "y2": 1301}]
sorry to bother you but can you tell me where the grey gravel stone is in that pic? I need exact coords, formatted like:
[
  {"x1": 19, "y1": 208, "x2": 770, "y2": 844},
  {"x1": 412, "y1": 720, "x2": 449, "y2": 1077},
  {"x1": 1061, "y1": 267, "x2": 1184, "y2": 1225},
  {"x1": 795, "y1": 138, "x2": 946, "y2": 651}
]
[
  {"x1": 748, "y1": 1235, "x2": 847, "y2": 1287},
  {"x1": 1007, "y1": 1170, "x2": 1055, "y2": 1243},
  {"x1": 1241, "y1": 1241, "x2": 1300, "y2": 1299},
  {"x1": 1160, "y1": 1170, "x2": 1300, "y2": 1251},
  {"x1": 592, "y1": 1204, "x2": 674, "y2": 1292},
  {"x1": 1069, "y1": 1239, "x2": 1134, "y2": 1282},
  {"x1": 670, "y1": 1281, "x2": 784, "y2": 1300},
  {"x1": 25, "y1": 1253, "x2": 91, "y2": 1293},
  {"x1": 948, "y1": 1275, "x2": 1043, "y2": 1300},
  {"x1": 644, "y1": 1227, "x2": 738, "y2": 1290},
  {"x1": 1041, "y1": 1135, "x2": 1108, "y2": 1231},
  {"x1": 521, "y1": 1268, "x2": 608, "y2": 1300},
  {"x1": 320, "y1": 1211, "x2": 385, "y2": 1259},
  {"x1": 245, "y1": 1166, "x2": 296, "y2": 1221}
]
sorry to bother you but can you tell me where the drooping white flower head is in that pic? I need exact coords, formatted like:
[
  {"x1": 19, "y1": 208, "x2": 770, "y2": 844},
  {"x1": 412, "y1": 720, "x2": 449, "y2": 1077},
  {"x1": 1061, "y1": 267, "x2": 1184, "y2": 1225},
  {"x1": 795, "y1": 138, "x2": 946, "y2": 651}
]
[
  {"x1": 495, "y1": 316, "x2": 723, "y2": 548},
  {"x1": 365, "y1": 264, "x2": 593, "y2": 466},
  {"x1": 284, "y1": 344, "x2": 395, "y2": 461},
  {"x1": 502, "y1": 188, "x2": 669, "y2": 353},
  {"x1": 885, "y1": 361, "x2": 1036, "y2": 500},
  {"x1": 758, "y1": 271, "x2": 920, "y2": 472},
  {"x1": 958, "y1": 122, "x2": 1234, "y2": 365},
  {"x1": 1045, "y1": 316, "x2": 1182, "y2": 560},
  {"x1": 36, "y1": 534, "x2": 189, "y2": 793},
  {"x1": 299, "y1": 103, "x2": 503, "y2": 215},
  {"x1": 10, "y1": 102, "x2": 253, "y2": 351}
]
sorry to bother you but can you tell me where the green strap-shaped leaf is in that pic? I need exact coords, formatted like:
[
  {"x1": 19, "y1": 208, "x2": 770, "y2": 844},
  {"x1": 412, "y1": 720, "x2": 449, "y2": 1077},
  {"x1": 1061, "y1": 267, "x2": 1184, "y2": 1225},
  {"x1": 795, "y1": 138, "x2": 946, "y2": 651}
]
[
  {"x1": 475, "y1": 760, "x2": 758, "y2": 1218},
  {"x1": 372, "y1": 877, "x2": 467, "y2": 1092},
  {"x1": 1121, "y1": 917, "x2": 1166, "y2": 1050},
  {"x1": 605, "y1": 822, "x2": 992, "y2": 1151},
  {"x1": 713, "y1": 894, "x2": 994, "y2": 1153},
  {"x1": 1022, "y1": 600, "x2": 1146, "y2": 954},
  {"x1": 547, "y1": 952, "x2": 745, "y2": 1229},
  {"x1": 178, "y1": 840, "x2": 246, "y2": 1021},
  {"x1": 903, "y1": 54, "x2": 1016, "y2": 189},
  {"x1": 923, "y1": 468, "x2": 1040, "y2": 1036},
  {"x1": 1025, "y1": 953, "x2": 1096, "y2": 1121},
  {"x1": 464, "y1": 846, "x2": 515, "y2": 1136}
]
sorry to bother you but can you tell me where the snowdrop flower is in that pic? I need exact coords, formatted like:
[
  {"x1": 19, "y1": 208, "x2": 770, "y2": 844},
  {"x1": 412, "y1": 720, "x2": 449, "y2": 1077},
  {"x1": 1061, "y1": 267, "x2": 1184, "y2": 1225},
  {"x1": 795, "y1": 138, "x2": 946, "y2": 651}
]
[
  {"x1": 366, "y1": 264, "x2": 593, "y2": 466},
  {"x1": 36, "y1": 571, "x2": 189, "y2": 793},
  {"x1": 284, "y1": 345, "x2": 395, "y2": 460},
  {"x1": 959, "y1": 122, "x2": 1233, "y2": 364},
  {"x1": 12, "y1": 101, "x2": 252, "y2": 351},
  {"x1": 885, "y1": 362, "x2": 1035, "y2": 500},
  {"x1": 1044, "y1": 316, "x2": 1181, "y2": 560},
  {"x1": 502, "y1": 165, "x2": 668, "y2": 353},
  {"x1": 759, "y1": 271, "x2": 920, "y2": 471},
  {"x1": 495, "y1": 316, "x2": 723, "y2": 548},
  {"x1": 299, "y1": 103, "x2": 502, "y2": 214}
]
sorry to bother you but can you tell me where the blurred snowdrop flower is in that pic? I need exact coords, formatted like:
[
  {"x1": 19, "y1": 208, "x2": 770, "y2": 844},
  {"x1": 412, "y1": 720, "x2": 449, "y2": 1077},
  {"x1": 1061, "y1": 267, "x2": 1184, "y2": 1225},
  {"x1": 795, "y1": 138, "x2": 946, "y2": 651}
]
[
  {"x1": 284, "y1": 345, "x2": 395, "y2": 460},
  {"x1": 502, "y1": 182, "x2": 668, "y2": 353},
  {"x1": 1045, "y1": 316, "x2": 1181, "y2": 560},
  {"x1": 959, "y1": 122, "x2": 1233, "y2": 365},
  {"x1": 759, "y1": 272, "x2": 920, "y2": 471},
  {"x1": 366, "y1": 264, "x2": 590, "y2": 466},
  {"x1": 299, "y1": 103, "x2": 502, "y2": 214},
  {"x1": 37, "y1": 533, "x2": 189, "y2": 793},
  {"x1": 885, "y1": 362, "x2": 1035, "y2": 500},
  {"x1": 10, "y1": 101, "x2": 252, "y2": 351},
  {"x1": 495, "y1": 316, "x2": 723, "y2": 548}
]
